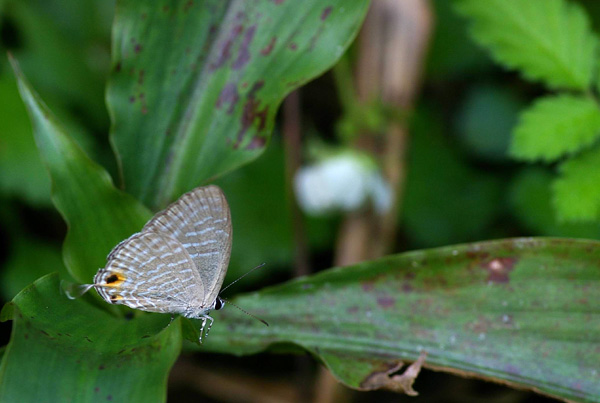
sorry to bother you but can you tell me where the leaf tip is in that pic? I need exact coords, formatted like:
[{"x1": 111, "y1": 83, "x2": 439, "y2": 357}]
[{"x1": 0, "y1": 302, "x2": 15, "y2": 323}]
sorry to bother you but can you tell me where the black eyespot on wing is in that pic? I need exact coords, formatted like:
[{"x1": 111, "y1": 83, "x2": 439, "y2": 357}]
[{"x1": 106, "y1": 274, "x2": 119, "y2": 284}]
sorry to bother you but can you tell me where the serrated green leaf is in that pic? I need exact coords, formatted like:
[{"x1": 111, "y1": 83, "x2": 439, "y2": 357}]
[
  {"x1": 203, "y1": 238, "x2": 600, "y2": 402},
  {"x1": 510, "y1": 168, "x2": 600, "y2": 238},
  {"x1": 553, "y1": 146, "x2": 600, "y2": 222},
  {"x1": 510, "y1": 94, "x2": 600, "y2": 162},
  {"x1": 0, "y1": 274, "x2": 181, "y2": 402},
  {"x1": 107, "y1": 0, "x2": 370, "y2": 209},
  {"x1": 10, "y1": 56, "x2": 152, "y2": 282},
  {"x1": 456, "y1": 0, "x2": 597, "y2": 90}
]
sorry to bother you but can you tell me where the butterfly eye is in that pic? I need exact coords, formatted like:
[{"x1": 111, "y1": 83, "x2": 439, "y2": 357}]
[{"x1": 214, "y1": 297, "x2": 225, "y2": 310}]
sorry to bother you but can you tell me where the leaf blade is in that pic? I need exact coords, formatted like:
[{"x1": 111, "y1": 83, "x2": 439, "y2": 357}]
[
  {"x1": 456, "y1": 0, "x2": 597, "y2": 90},
  {"x1": 7, "y1": 57, "x2": 182, "y2": 402},
  {"x1": 107, "y1": 0, "x2": 370, "y2": 208},
  {"x1": 0, "y1": 274, "x2": 181, "y2": 402},
  {"x1": 10, "y1": 55, "x2": 152, "y2": 282},
  {"x1": 203, "y1": 238, "x2": 600, "y2": 402},
  {"x1": 553, "y1": 147, "x2": 600, "y2": 222},
  {"x1": 510, "y1": 94, "x2": 600, "y2": 162}
]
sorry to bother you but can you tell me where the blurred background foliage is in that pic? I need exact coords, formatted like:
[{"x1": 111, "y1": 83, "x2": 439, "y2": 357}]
[{"x1": 1, "y1": 0, "x2": 599, "y2": 401}]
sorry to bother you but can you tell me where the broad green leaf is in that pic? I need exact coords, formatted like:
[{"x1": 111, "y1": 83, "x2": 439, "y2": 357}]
[
  {"x1": 553, "y1": 147, "x2": 600, "y2": 222},
  {"x1": 456, "y1": 0, "x2": 597, "y2": 90},
  {"x1": 510, "y1": 95, "x2": 600, "y2": 162},
  {"x1": 0, "y1": 68, "x2": 100, "y2": 207},
  {"x1": 510, "y1": 168, "x2": 600, "y2": 238},
  {"x1": 107, "y1": 0, "x2": 370, "y2": 209},
  {"x1": 10, "y1": 56, "x2": 152, "y2": 282},
  {"x1": 6, "y1": 58, "x2": 181, "y2": 401},
  {"x1": 204, "y1": 238, "x2": 600, "y2": 402},
  {"x1": 0, "y1": 274, "x2": 180, "y2": 402},
  {"x1": 0, "y1": 74, "x2": 50, "y2": 205}
]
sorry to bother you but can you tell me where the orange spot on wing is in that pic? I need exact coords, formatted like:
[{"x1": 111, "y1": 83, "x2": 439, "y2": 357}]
[
  {"x1": 104, "y1": 272, "x2": 126, "y2": 287},
  {"x1": 110, "y1": 294, "x2": 123, "y2": 302}
]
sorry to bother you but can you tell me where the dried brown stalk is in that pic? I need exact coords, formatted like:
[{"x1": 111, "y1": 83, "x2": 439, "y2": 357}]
[{"x1": 316, "y1": 0, "x2": 433, "y2": 401}]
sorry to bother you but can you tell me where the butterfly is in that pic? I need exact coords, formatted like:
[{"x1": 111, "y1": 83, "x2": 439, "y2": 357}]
[{"x1": 69, "y1": 185, "x2": 232, "y2": 342}]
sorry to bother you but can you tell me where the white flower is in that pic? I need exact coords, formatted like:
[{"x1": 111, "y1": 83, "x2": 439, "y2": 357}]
[{"x1": 294, "y1": 153, "x2": 392, "y2": 215}]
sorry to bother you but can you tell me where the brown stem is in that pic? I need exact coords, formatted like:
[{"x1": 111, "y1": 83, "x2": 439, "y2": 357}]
[
  {"x1": 357, "y1": 0, "x2": 433, "y2": 258},
  {"x1": 283, "y1": 90, "x2": 315, "y2": 402},
  {"x1": 283, "y1": 90, "x2": 311, "y2": 278},
  {"x1": 318, "y1": 0, "x2": 433, "y2": 400}
]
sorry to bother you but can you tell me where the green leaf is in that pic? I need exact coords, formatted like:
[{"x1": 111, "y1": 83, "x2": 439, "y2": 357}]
[
  {"x1": 204, "y1": 238, "x2": 600, "y2": 402},
  {"x1": 0, "y1": 74, "x2": 51, "y2": 205},
  {"x1": 10, "y1": 56, "x2": 152, "y2": 282},
  {"x1": 510, "y1": 168, "x2": 600, "y2": 238},
  {"x1": 6, "y1": 58, "x2": 181, "y2": 401},
  {"x1": 0, "y1": 274, "x2": 181, "y2": 402},
  {"x1": 553, "y1": 147, "x2": 600, "y2": 222},
  {"x1": 107, "y1": 0, "x2": 370, "y2": 209},
  {"x1": 510, "y1": 95, "x2": 600, "y2": 162},
  {"x1": 456, "y1": 0, "x2": 597, "y2": 90}
]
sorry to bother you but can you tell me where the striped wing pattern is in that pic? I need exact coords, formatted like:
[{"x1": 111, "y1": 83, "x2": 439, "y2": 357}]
[
  {"x1": 95, "y1": 231, "x2": 204, "y2": 314},
  {"x1": 142, "y1": 185, "x2": 232, "y2": 307}
]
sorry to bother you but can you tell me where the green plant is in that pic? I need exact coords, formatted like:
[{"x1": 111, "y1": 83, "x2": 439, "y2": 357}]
[
  {"x1": 457, "y1": 0, "x2": 600, "y2": 223},
  {"x1": 0, "y1": 0, "x2": 599, "y2": 402}
]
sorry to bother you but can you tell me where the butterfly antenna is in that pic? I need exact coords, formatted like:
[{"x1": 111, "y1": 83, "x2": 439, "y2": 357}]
[
  {"x1": 222, "y1": 297, "x2": 269, "y2": 327},
  {"x1": 220, "y1": 263, "x2": 266, "y2": 295}
]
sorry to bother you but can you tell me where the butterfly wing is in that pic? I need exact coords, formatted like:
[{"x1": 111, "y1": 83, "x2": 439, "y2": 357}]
[
  {"x1": 142, "y1": 185, "x2": 232, "y2": 307},
  {"x1": 95, "y1": 231, "x2": 204, "y2": 314}
]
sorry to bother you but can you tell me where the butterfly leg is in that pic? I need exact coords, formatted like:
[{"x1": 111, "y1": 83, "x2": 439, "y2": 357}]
[
  {"x1": 198, "y1": 314, "x2": 214, "y2": 343},
  {"x1": 205, "y1": 314, "x2": 214, "y2": 338}
]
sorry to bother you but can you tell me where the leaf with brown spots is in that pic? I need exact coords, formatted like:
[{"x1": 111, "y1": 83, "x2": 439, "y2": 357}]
[
  {"x1": 107, "y1": 0, "x2": 370, "y2": 209},
  {"x1": 201, "y1": 238, "x2": 600, "y2": 401}
]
